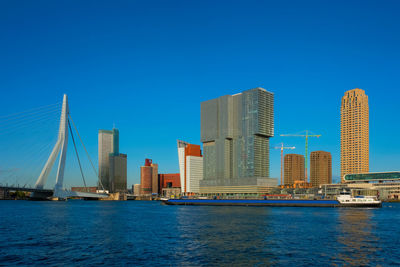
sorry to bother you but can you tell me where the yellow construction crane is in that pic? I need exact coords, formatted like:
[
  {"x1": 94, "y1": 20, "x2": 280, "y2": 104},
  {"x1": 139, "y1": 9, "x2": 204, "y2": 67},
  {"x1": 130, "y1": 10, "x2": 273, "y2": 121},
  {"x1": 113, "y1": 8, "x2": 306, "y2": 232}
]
[
  {"x1": 273, "y1": 143, "x2": 295, "y2": 186},
  {"x1": 280, "y1": 130, "x2": 321, "y2": 182}
]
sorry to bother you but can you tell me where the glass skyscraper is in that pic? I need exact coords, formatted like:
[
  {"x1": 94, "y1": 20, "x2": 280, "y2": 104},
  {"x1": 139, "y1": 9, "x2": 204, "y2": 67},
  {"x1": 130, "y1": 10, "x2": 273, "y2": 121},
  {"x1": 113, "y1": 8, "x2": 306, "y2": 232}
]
[
  {"x1": 200, "y1": 87, "x2": 277, "y2": 194},
  {"x1": 98, "y1": 128, "x2": 127, "y2": 192}
]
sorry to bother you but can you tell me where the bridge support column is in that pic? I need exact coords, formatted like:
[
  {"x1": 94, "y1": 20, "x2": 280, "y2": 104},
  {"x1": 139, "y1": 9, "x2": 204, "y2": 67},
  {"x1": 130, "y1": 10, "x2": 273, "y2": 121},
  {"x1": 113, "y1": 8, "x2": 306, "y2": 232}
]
[{"x1": 32, "y1": 94, "x2": 69, "y2": 199}]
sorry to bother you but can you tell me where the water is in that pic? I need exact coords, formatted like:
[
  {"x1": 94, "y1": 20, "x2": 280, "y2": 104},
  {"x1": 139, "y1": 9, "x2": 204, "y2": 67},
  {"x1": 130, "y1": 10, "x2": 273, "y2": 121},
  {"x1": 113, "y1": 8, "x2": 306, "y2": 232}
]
[{"x1": 1, "y1": 201, "x2": 399, "y2": 266}]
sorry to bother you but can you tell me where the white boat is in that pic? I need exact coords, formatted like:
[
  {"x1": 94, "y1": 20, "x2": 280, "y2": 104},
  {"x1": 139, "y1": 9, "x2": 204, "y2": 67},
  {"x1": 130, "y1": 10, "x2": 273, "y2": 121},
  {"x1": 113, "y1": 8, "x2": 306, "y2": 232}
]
[{"x1": 337, "y1": 194, "x2": 382, "y2": 207}]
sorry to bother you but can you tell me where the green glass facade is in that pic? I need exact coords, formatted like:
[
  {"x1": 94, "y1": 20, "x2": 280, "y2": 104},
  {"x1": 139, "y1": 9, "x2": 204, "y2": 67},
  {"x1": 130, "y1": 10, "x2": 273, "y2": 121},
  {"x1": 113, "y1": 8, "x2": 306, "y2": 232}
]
[{"x1": 344, "y1": 172, "x2": 400, "y2": 181}]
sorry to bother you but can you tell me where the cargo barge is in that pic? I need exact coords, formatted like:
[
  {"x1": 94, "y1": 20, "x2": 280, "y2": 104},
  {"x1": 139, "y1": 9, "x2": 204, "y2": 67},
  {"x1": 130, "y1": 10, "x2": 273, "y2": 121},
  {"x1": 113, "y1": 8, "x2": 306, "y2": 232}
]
[{"x1": 162, "y1": 195, "x2": 382, "y2": 208}]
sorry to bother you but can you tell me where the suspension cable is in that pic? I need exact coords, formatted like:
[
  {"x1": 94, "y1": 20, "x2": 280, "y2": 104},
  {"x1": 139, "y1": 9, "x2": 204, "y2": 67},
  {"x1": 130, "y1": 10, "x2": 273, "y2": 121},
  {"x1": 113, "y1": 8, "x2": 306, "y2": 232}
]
[
  {"x1": 68, "y1": 114, "x2": 105, "y2": 191},
  {"x1": 0, "y1": 105, "x2": 61, "y2": 126},
  {"x1": 68, "y1": 119, "x2": 88, "y2": 192},
  {"x1": 0, "y1": 102, "x2": 61, "y2": 119}
]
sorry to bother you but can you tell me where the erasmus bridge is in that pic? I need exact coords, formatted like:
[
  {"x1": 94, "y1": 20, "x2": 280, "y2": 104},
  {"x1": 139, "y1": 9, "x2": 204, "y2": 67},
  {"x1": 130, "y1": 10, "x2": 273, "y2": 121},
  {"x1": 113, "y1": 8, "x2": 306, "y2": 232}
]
[{"x1": 0, "y1": 94, "x2": 108, "y2": 200}]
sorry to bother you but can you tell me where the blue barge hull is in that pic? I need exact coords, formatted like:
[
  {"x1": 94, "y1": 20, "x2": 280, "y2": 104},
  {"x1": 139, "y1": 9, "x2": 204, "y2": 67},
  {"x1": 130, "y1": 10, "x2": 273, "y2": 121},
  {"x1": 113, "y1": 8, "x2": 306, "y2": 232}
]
[{"x1": 162, "y1": 199, "x2": 381, "y2": 207}]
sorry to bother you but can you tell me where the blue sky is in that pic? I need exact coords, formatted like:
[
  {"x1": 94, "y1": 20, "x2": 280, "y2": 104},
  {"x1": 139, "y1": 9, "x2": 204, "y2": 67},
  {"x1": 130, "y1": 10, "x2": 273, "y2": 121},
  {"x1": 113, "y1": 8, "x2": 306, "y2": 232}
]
[{"x1": 1, "y1": 0, "x2": 399, "y2": 187}]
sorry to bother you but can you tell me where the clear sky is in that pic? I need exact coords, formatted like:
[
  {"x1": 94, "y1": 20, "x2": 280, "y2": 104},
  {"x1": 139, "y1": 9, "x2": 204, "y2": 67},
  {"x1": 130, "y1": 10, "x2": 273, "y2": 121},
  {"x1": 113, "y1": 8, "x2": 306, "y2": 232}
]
[{"x1": 1, "y1": 0, "x2": 399, "y2": 188}]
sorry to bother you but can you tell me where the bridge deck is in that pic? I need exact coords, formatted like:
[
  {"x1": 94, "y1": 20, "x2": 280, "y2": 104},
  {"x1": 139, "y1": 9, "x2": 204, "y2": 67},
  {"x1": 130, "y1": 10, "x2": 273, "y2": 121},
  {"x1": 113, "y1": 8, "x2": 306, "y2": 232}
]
[{"x1": 0, "y1": 186, "x2": 109, "y2": 199}]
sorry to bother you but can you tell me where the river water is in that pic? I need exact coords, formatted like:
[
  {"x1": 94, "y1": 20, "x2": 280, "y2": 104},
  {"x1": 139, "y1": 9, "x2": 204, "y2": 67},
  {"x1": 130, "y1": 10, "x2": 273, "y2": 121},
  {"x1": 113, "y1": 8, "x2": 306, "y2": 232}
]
[{"x1": 0, "y1": 200, "x2": 399, "y2": 266}]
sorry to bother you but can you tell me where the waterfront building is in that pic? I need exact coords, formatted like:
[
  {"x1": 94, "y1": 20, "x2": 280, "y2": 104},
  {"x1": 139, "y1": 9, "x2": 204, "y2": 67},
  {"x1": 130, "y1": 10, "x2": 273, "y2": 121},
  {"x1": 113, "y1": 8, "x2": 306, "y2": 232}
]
[
  {"x1": 159, "y1": 173, "x2": 181, "y2": 197},
  {"x1": 71, "y1": 186, "x2": 97, "y2": 193},
  {"x1": 310, "y1": 151, "x2": 332, "y2": 187},
  {"x1": 140, "y1": 159, "x2": 152, "y2": 196},
  {"x1": 140, "y1": 159, "x2": 158, "y2": 196},
  {"x1": 0, "y1": 188, "x2": 11, "y2": 200},
  {"x1": 109, "y1": 153, "x2": 127, "y2": 193},
  {"x1": 133, "y1": 184, "x2": 141, "y2": 196},
  {"x1": 343, "y1": 172, "x2": 400, "y2": 200},
  {"x1": 158, "y1": 173, "x2": 180, "y2": 194},
  {"x1": 317, "y1": 172, "x2": 400, "y2": 200},
  {"x1": 98, "y1": 128, "x2": 127, "y2": 193},
  {"x1": 98, "y1": 129, "x2": 118, "y2": 190},
  {"x1": 177, "y1": 140, "x2": 203, "y2": 194},
  {"x1": 284, "y1": 154, "x2": 305, "y2": 186},
  {"x1": 341, "y1": 89, "x2": 369, "y2": 182},
  {"x1": 200, "y1": 87, "x2": 277, "y2": 195},
  {"x1": 317, "y1": 183, "x2": 351, "y2": 198},
  {"x1": 151, "y1": 162, "x2": 158, "y2": 195}
]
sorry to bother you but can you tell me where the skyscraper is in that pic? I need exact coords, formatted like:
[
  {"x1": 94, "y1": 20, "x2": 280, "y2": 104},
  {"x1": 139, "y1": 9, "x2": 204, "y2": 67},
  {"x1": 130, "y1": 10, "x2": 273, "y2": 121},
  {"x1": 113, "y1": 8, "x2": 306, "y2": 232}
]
[
  {"x1": 341, "y1": 89, "x2": 369, "y2": 182},
  {"x1": 177, "y1": 140, "x2": 203, "y2": 194},
  {"x1": 98, "y1": 128, "x2": 127, "y2": 192},
  {"x1": 140, "y1": 159, "x2": 153, "y2": 196},
  {"x1": 109, "y1": 153, "x2": 127, "y2": 193},
  {"x1": 140, "y1": 159, "x2": 158, "y2": 196},
  {"x1": 284, "y1": 154, "x2": 305, "y2": 185},
  {"x1": 200, "y1": 87, "x2": 277, "y2": 194},
  {"x1": 98, "y1": 129, "x2": 118, "y2": 190},
  {"x1": 151, "y1": 162, "x2": 158, "y2": 195},
  {"x1": 310, "y1": 151, "x2": 332, "y2": 187}
]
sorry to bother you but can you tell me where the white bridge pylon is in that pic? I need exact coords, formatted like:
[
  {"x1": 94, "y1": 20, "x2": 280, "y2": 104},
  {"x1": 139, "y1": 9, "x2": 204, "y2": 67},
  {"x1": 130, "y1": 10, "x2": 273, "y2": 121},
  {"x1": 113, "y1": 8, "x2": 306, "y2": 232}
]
[
  {"x1": 34, "y1": 94, "x2": 68, "y2": 197},
  {"x1": 34, "y1": 94, "x2": 107, "y2": 199}
]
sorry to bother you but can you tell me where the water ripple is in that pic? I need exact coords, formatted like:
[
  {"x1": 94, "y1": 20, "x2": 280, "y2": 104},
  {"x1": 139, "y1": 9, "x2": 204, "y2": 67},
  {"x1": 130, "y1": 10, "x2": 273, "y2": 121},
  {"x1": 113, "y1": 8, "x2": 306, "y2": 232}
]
[{"x1": 0, "y1": 201, "x2": 399, "y2": 266}]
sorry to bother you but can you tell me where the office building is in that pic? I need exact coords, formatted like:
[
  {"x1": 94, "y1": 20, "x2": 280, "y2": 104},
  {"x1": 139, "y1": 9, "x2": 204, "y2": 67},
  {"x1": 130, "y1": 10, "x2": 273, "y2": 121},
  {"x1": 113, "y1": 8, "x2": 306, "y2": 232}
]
[
  {"x1": 341, "y1": 89, "x2": 369, "y2": 182},
  {"x1": 159, "y1": 173, "x2": 181, "y2": 197},
  {"x1": 133, "y1": 184, "x2": 141, "y2": 196},
  {"x1": 158, "y1": 173, "x2": 180, "y2": 193},
  {"x1": 310, "y1": 151, "x2": 332, "y2": 187},
  {"x1": 99, "y1": 129, "x2": 117, "y2": 190},
  {"x1": 177, "y1": 140, "x2": 203, "y2": 194},
  {"x1": 140, "y1": 159, "x2": 158, "y2": 196},
  {"x1": 200, "y1": 87, "x2": 277, "y2": 194},
  {"x1": 284, "y1": 154, "x2": 305, "y2": 185},
  {"x1": 342, "y1": 172, "x2": 400, "y2": 200},
  {"x1": 151, "y1": 162, "x2": 158, "y2": 195},
  {"x1": 140, "y1": 159, "x2": 152, "y2": 196},
  {"x1": 109, "y1": 153, "x2": 127, "y2": 193},
  {"x1": 98, "y1": 128, "x2": 127, "y2": 193}
]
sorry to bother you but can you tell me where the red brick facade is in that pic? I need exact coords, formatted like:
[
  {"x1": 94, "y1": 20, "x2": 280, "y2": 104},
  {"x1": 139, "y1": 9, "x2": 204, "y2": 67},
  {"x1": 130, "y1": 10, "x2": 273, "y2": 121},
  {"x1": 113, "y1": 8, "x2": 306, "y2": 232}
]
[{"x1": 158, "y1": 173, "x2": 180, "y2": 194}]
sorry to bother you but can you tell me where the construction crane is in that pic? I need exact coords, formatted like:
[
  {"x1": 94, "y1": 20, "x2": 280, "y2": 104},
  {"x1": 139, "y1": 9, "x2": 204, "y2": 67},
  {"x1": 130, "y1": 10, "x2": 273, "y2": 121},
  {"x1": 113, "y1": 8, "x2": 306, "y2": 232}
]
[
  {"x1": 280, "y1": 130, "x2": 321, "y2": 182},
  {"x1": 273, "y1": 143, "x2": 295, "y2": 186}
]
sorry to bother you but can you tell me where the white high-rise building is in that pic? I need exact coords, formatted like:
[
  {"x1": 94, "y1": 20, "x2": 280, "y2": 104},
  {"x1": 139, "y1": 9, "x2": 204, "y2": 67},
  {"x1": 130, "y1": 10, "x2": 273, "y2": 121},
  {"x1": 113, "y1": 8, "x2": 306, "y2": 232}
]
[
  {"x1": 177, "y1": 140, "x2": 188, "y2": 190},
  {"x1": 177, "y1": 140, "x2": 203, "y2": 194},
  {"x1": 186, "y1": 155, "x2": 203, "y2": 193}
]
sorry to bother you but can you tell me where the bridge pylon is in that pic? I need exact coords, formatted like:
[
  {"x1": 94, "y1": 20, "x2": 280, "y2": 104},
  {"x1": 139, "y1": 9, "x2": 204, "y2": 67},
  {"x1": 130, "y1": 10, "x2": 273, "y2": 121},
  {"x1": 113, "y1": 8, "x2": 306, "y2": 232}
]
[{"x1": 32, "y1": 94, "x2": 69, "y2": 199}]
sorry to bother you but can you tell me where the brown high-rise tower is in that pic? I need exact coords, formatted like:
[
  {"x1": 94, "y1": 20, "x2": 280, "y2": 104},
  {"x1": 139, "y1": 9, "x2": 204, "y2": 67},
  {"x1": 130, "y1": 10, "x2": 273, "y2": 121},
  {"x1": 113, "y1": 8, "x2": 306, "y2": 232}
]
[
  {"x1": 310, "y1": 151, "x2": 332, "y2": 187},
  {"x1": 284, "y1": 154, "x2": 305, "y2": 185},
  {"x1": 340, "y1": 89, "x2": 369, "y2": 182}
]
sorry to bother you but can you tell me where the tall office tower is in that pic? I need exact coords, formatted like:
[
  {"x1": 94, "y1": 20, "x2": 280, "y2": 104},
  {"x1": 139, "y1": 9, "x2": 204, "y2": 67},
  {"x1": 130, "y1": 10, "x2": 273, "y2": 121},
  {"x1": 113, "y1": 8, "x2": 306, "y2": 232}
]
[
  {"x1": 151, "y1": 162, "x2": 158, "y2": 195},
  {"x1": 109, "y1": 153, "x2": 127, "y2": 192},
  {"x1": 98, "y1": 128, "x2": 119, "y2": 191},
  {"x1": 310, "y1": 151, "x2": 332, "y2": 187},
  {"x1": 177, "y1": 140, "x2": 203, "y2": 194},
  {"x1": 200, "y1": 87, "x2": 277, "y2": 194},
  {"x1": 140, "y1": 159, "x2": 159, "y2": 196},
  {"x1": 341, "y1": 89, "x2": 369, "y2": 182},
  {"x1": 284, "y1": 154, "x2": 305, "y2": 185},
  {"x1": 140, "y1": 159, "x2": 152, "y2": 196}
]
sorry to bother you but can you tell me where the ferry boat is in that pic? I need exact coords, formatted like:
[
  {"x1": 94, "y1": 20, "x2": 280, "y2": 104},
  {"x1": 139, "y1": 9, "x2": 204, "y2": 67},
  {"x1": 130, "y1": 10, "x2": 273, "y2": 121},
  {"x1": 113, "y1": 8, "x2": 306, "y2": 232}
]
[
  {"x1": 336, "y1": 194, "x2": 381, "y2": 207},
  {"x1": 162, "y1": 195, "x2": 382, "y2": 208}
]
